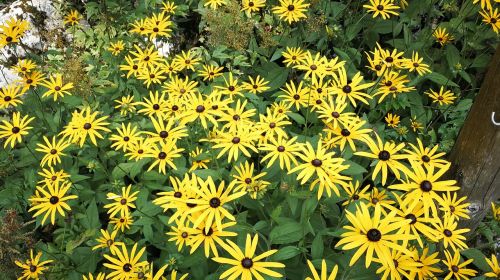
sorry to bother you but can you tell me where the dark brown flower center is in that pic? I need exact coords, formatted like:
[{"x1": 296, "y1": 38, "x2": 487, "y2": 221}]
[
  {"x1": 293, "y1": 94, "x2": 300, "y2": 100},
  {"x1": 106, "y1": 239, "x2": 113, "y2": 246},
  {"x1": 6, "y1": 36, "x2": 12, "y2": 42},
  {"x1": 181, "y1": 232, "x2": 188, "y2": 238},
  {"x1": 232, "y1": 137, "x2": 240, "y2": 144},
  {"x1": 209, "y1": 197, "x2": 221, "y2": 208},
  {"x1": 311, "y1": 159, "x2": 322, "y2": 167},
  {"x1": 196, "y1": 105, "x2": 205, "y2": 113},
  {"x1": 120, "y1": 198, "x2": 127, "y2": 205},
  {"x1": 310, "y1": 64, "x2": 317, "y2": 71},
  {"x1": 341, "y1": 129, "x2": 350, "y2": 137},
  {"x1": 269, "y1": 122, "x2": 276, "y2": 128},
  {"x1": 29, "y1": 265, "x2": 37, "y2": 272},
  {"x1": 83, "y1": 123, "x2": 92, "y2": 130},
  {"x1": 50, "y1": 149, "x2": 57, "y2": 155},
  {"x1": 422, "y1": 155, "x2": 430, "y2": 162},
  {"x1": 366, "y1": 228, "x2": 382, "y2": 241},
  {"x1": 405, "y1": 214, "x2": 417, "y2": 225},
  {"x1": 123, "y1": 263, "x2": 132, "y2": 272},
  {"x1": 241, "y1": 257, "x2": 253, "y2": 268},
  {"x1": 443, "y1": 229, "x2": 452, "y2": 237},
  {"x1": 451, "y1": 265, "x2": 459, "y2": 273},
  {"x1": 342, "y1": 85, "x2": 352, "y2": 93},
  {"x1": 385, "y1": 56, "x2": 393, "y2": 63},
  {"x1": 228, "y1": 86, "x2": 235, "y2": 91},
  {"x1": 11, "y1": 126, "x2": 20, "y2": 133},
  {"x1": 4, "y1": 96, "x2": 12, "y2": 101},
  {"x1": 287, "y1": 5, "x2": 295, "y2": 11},
  {"x1": 203, "y1": 228, "x2": 214, "y2": 236},
  {"x1": 152, "y1": 104, "x2": 160, "y2": 110},
  {"x1": 277, "y1": 145, "x2": 285, "y2": 152},
  {"x1": 54, "y1": 86, "x2": 61, "y2": 91},
  {"x1": 233, "y1": 115, "x2": 240, "y2": 121},
  {"x1": 153, "y1": 27, "x2": 159, "y2": 32},
  {"x1": 159, "y1": 131, "x2": 168, "y2": 138},
  {"x1": 174, "y1": 191, "x2": 182, "y2": 198},
  {"x1": 158, "y1": 152, "x2": 167, "y2": 159},
  {"x1": 245, "y1": 178, "x2": 252, "y2": 184},
  {"x1": 49, "y1": 196, "x2": 59, "y2": 204},
  {"x1": 449, "y1": 206, "x2": 455, "y2": 212},
  {"x1": 420, "y1": 180, "x2": 432, "y2": 192},
  {"x1": 378, "y1": 150, "x2": 390, "y2": 161}
]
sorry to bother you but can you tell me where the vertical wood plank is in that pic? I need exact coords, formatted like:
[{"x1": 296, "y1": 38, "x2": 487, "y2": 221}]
[{"x1": 448, "y1": 45, "x2": 500, "y2": 231}]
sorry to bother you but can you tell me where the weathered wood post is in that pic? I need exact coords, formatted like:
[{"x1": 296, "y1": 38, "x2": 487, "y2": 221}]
[{"x1": 448, "y1": 44, "x2": 500, "y2": 231}]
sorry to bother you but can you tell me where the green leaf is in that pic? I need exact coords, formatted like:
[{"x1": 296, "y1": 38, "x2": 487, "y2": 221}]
[
  {"x1": 342, "y1": 161, "x2": 367, "y2": 176},
  {"x1": 425, "y1": 73, "x2": 459, "y2": 87},
  {"x1": 81, "y1": 199, "x2": 100, "y2": 229},
  {"x1": 270, "y1": 246, "x2": 302, "y2": 261},
  {"x1": 311, "y1": 234, "x2": 324, "y2": 259},
  {"x1": 269, "y1": 221, "x2": 305, "y2": 244},
  {"x1": 460, "y1": 249, "x2": 491, "y2": 272}
]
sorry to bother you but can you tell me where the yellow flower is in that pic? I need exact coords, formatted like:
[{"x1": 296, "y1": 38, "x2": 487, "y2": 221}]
[
  {"x1": 60, "y1": 107, "x2": 110, "y2": 147},
  {"x1": 324, "y1": 119, "x2": 372, "y2": 152},
  {"x1": 479, "y1": 8, "x2": 500, "y2": 34},
  {"x1": 259, "y1": 135, "x2": 302, "y2": 171},
  {"x1": 35, "y1": 136, "x2": 71, "y2": 167},
  {"x1": 375, "y1": 71, "x2": 415, "y2": 103},
  {"x1": 492, "y1": 202, "x2": 500, "y2": 220},
  {"x1": 385, "y1": 113, "x2": 400, "y2": 128},
  {"x1": 410, "y1": 117, "x2": 423, "y2": 132},
  {"x1": 282, "y1": 46, "x2": 307, "y2": 67},
  {"x1": 92, "y1": 229, "x2": 124, "y2": 255},
  {"x1": 404, "y1": 138, "x2": 449, "y2": 169},
  {"x1": 404, "y1": 51, "x2": 431, "y2": 76},
  {"x1": 64, "y1": 10, "x2": 82, "y2": 25},
  {"x1": 294, "y1": 51, "x2": 328, "y2": 82},
  {"x1": 131, "y1": 45, "x2": 162, "y2": 68},
  {"x1": 181, "y1": 93, "x2": 218, "y2": 129},
  {"x1": 242, "y1": 75, "x2": 270, "y2": 94},
  {"x1": 172, "y1": 49, "x2": 201, "y2": 71},
  {"x1": 433, "y1": 27, "x2": 454, "y2": 46},
  {"x1": 83, "y1": 272, "x2": 106, "y2": 280},
  {"x1": 484, "y1": 254, "x2": 500, "y2": 278},
  {"x1": 145, "y1": 11, "x2": 173, "y2": 39},
  {"x1": 278, "y1": 80, "x2": 310, "y2": 110},
  {"x1": 272, "y1": 0, "x2": 310, "y2": 24},
  {"x1": 442, "y1": 250, "x2": 477, "y2": 280},
  {"x1": 104, "y1": 185, "x2": 139, "y2": 218},
  {"x1": 28, "y1": 180, "x2": 77, "y2": 225},
  {"x1": 189, "y1": 147, "x2": 211, "y2": 172},
  {"x1": 166, "y1": 219, "x2": 197, "y2": 251},
  {"x1": 37, "y1": 167, "x2": 70, "y2": 186},
  {"x1": 12, "y1": 59, "x2": 37, "y2": 75},
  {"x1": 288, "y1": 139, "x2": 350, "y2": 198},
  {"x1": 426, "y1": 87, "x2": 456, "y2": 105},
  {"x1": 41, "y1": 74, "x2": 74, "y2": 101},
  {"x1": 136, "y1": 91, "x2": 168, "y2": 118},
  {"x1": 0, "y1": 84, "x2": 24, "y2": 109},
  {"x1": 103, "y1": 243, "x2": 149, "y2": 280},
  {"x1": 335, "y1": 203, "x2": 412, "y2": 268},
  {"x1": 187, "y1": 176, "x2": 246, "y2": 233},
  {"x1": 14, "y1": 250, "x2": 53, "y2": 280},
  {"x1": 390, "y1": 161, "x2": 459, "y2": 217},
  {"x1": 211, "y1": 128, "x2": 259, "y2": 162},
  {"x1": 146, "y1": 140, "x2": 184, "y2": 174},
  {"x1": 473, "y1": 0, "x2": 496, "y2": 10},
  {"x1": 363, "y1": 0, "x2": 400, "y2": 19},
  {"x1": 408, "y1": 248, "x2": 442, "y2": 280},
  {"x1": 355, "y1": 133, "x2": 407, "y2": 186},
  {"x1": 212, "y1": 234, "x2": 285, "y2": 280},
  {"x1": 374, "y1": 249, "x2": 421, "y2": 280},
  {"x1": 119, "y1": 55, "x2": 140, "y2": 78},
  {"x1": 332, "y1": 68, "x2": 374, "y2": 107},
  {"x1": 232, "y1": 161, "x2": 269, "y2": 192},
  {"x1": 439, "y1": 192, "x2": 470, "y2": 221},
  {"x1": 109, "y1": 123, "x2": 141, "y2": 152},
  {"x1": 110, "y1": 214, "x2": 134, "y2": 232},
  {"x1": 432, "y1": 215, "x2": 470, "y2": 251},
  {"x1": 145, "y1": 115, "x2": 188, "y2": 144},
  {"x1": 0, "y1": 112, "x2": 35, "y2": 148},
  {"x1": 198, "y1": 64, "x2": 224, "y2": 81},
  {"x1": 162, "y1": 1, "x2": 178, "y2": 14},
  {"x1": 21, "y1": 70, "x2": 45, "y2": 90},
  {"x1": 317, "y1": 97, "x2": 356, "y2": 129},
  {"x1": 108, "y1": 40, "x2": 125, "y2": 55},
  {"x1": 306, "y1": 259, "x2": 338, "y2": 280},
  {"x1": 189, "y1": 220, "x2": 237, "y2": 257},
  {"x1": 241, "y1": 0, "x2": 266, "y2": 16},
  {"x1": 204, "y1": 0, "x2": 227, "y2": 10}
]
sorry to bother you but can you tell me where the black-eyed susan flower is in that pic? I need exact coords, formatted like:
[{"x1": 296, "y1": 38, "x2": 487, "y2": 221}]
[
  {"x1": 189, "y1": 220, "x2": 237, "y2": 257},
  {"x1": 374, "y1": 249, "x2": 421, "y2": 280},
  {"x1": 404, "y1": 51, "x2": 431, "y2": 76},
  {"x1": 385, "y1": 113, "x2": 400, "y2": 128},
  {"x1": 204, "y1": 0, "x2": 227, "y2": 10},
  {"x1": 479, "y1": 8, "x2": 500, "y2": 34},
  {"x1": 125, "y1": 137, "x2": 154, "y2": 161},
  {"x1": 377, "y1": 44, "x2": 406, "y2": 70},
  {"x1": 21, "y1": 70, "x2": 45, "y2": 90},
  {"x1": 439, "y1": 192, "x2": 470, "y2": 220},
  {"x1": 279, "y1": 80, "x2": 310, "y2": 110},
  {"x1": 119, "y1": 55, "x2": 141, "y2": 78},
  {"x1": 433, "y1": 27, "x2": 454, "y2": 46},
  {"x1": 432, "y1": 215, "x2": 470, "y2": 251},
  {"x1": 137, "y1": 65, "x2": 167, "y2": 88},
  {"x1": 0, "y1": 84, "x2": 24, "y2": 109},
  {"x1": 404, "y1": 138, "x2": 449, "y2": 169},
  {"x1": 35, "y1": 136, "x2": 70, "y2": 167},
  {"x1": 282, "y1": 46, "x2": 307, "y2": 67},
  {"x1": 317, "y1": 98, "x2": 356, "y2": 129},
  {"x1": 61, "y1": 107, "x2": 110, "y2": 147},
  {"x1": 211, "y1": 128, "x2": 259, "y2": 162},
  {"x1": 172, "y1": 49, "x2": 201, "y2": 71},
  {"x1": 272, "y1": 0, "x2": 310, "y2": 24},
  {"x1": 219, "y1": 99, "x2": 256, "y2": 132},
  {"x1": 288, "y1": 139, "x2": 350, "y2": 198},
  {"x1": 189, "y1": 147, "x2": 211, "y2": 172},
  {"x1": 484, "y1": 254, "x2": 500, "y2": 278},
  {"x1": 332, "y1": 68, "x2": 374, "y2": 106},
  {"x1": 187, "y1": 176, "x2": 246, "y2": 233},
  {"x1": 491, "y1": 202, "x2": 500, "y2": 221},
  {"x1": 15, "y1": 250, "x2": 53, "y2": 280},
  {"x1": 198, "y1": 64, "x2": 224, "y2": 81},
  {"x1": 232, "y1": 161, "x2": 269, "y2": 192},
  {"x1": 408, "y1": 248, "x2": 442, "y2": 280},
  {"x1": 103, "y1": 243, "x2": 149, "y2": 280},
  {"x1": 83, "y1": 272, "x2": 106, "y2": 280},
  {"x1": 259, "y1": 135, "x2": 301, "y2": 171},
  {"x1": 28, "y1": 181, "x2": 77, "y2": 225},
  {"x1": 131, "y1": 45, "x2": 162, "y2": 68},
  {"x1": 181, "y1": 93, "x2": 218, "y2": 129},
  {"x1": 390, "y1": 162, "x2": 459, "y2": 217},
  {"x1": 215, "y1": 72, "x2": 244, "y2": 98},
  {"x1": 109, "y1": 123, "x2": 141, "y2": 152},
  {"x1": 256, "y1": 108, "x2": 291, "y2": 143},
  {"x1": 363, "y1": 0, "x2": 400, "y2": 20},
  {"x1": 341, "y1": 181, "x2": 370, "y2": 206},
  {"x1": 306, "y1": 259, "x2": 338, "y2": 280},
  {"x1": 324, "y1": 119, "x2": 372, "y2": 151},
  {"x1": 212, "y1": 234, "x2": 285, "y2": 279},
  {"x1": 162, "y1": 1, "x2": 178, "y2": 14},
  {"x1": 37, "y1": 167, "x2": 70, "y2": 186},
  {"x1": 136, "y1": 91, "x2": 168, "y2": 118},
  {"x1": 394, "y1": 195, "x2": 439, "y2": 248},
  {"x1": 167, "y1": 219, "x2": 197, "y2": 251},
  {"x1": 366, "y1": 187, "x2": 397, "y2": 214},
  {"x1": 110, "y1": 213, "x2": 134, "y2": 232},
  {"x1": 355, "y1": 134, "x2": 407, "y2": 185},
  {"x1": 0, "y1": 18, "x2": 28, "y2": 47},
  {"x1": 64, "y1": 10, "x2": 82, "y2": 25},
  {"x1": 375, "y1": 71, "x2": 415, "y2": 103},
  {"x1": 145, "y1": 11, "x2": 173, "y2": 39},
  {"x1": 12, "y1": 59, "x2": 37, "y2": 75},
  {"x1": 92, "y1": 229, "x2": 124, "y2": 255},
  {"x1": 108, "y1": 40, "x2": 125, "y2": 55},
  {"x1": 145, "y1": 115, "x2": 188, "y2": 144},
  {"x1": 0, "y1": 112, "x2": 35, "y2": 148},
  {"x1": 294, "y1": 51, "x2": 328, "y2": 82},
  {"x1": 410, "y1": 117, "x2": 423, "y2": 132},
  {"x1": 335, "y1": 203, "x2": 412, "y2": 268},
  {"x1": 473, "y1": 0, "x2": 496, "y2": 11},
  {"x1": 426, "y1": 87, "x2": 457, "y2": 105},
  {"x1": 41, "y1": 74, "x2": 74, "y2": 101},
  {"x1": 146, "y1": 140, "x2": 184, "y2": 174},
  {"x1": 130, "y1": 18, "x2": 147, "y2": 34},
  {"x1": 242, "y1": 75, "x2": 270, "y2": 94},
  {"x1": 442, "y1": 250, "x2": 477, "y2": 280},
  {"x1": 241, "y1": 0, "x2": 266, "y2": 16},
  {"x1": 104, "y1": 185, "x2": 139, "y2": 218}
]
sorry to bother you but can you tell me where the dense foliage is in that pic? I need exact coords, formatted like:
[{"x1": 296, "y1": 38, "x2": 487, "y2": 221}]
[{"x1": 0, "y1": 0, "x2": 499, "y2": 279}]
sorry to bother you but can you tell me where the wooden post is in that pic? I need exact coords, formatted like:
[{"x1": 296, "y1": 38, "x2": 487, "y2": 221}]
[{"x1": 448, "y1": 45, "x2": 500, "y2": 231}]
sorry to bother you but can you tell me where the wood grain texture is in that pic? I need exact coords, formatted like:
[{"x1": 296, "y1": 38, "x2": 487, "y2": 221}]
[{"x1": 448, "y1": 44, "x2": 500, "y2": 231}]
